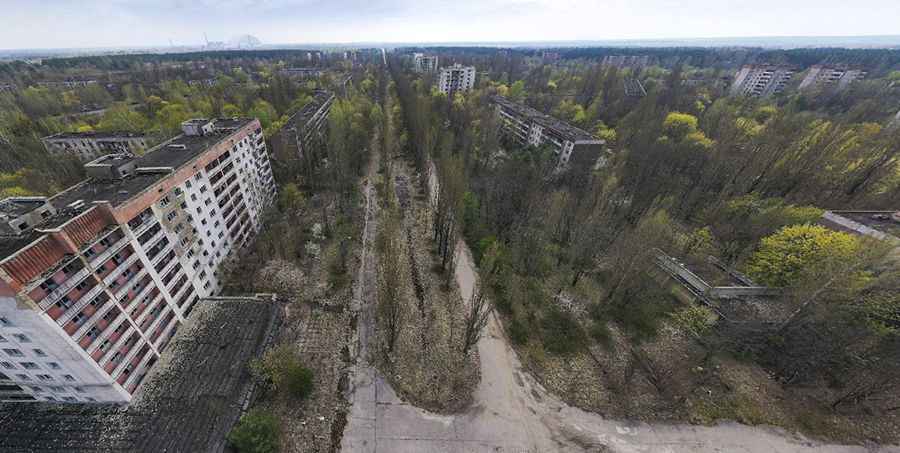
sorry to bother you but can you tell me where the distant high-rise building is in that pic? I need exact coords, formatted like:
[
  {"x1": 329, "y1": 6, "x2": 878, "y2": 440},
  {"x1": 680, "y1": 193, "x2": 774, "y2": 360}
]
[
  {"x1": 42, "y1": 132, "x2": 149, "y2": 162},
  {"x1": 798, "y1": 65, "x2": 866, "y2": 92},
  {"x1": 730, "y1": 65, "x2": 795, "y2": 97},
  {"x1": 438, "y1": 64, "x2": 476, "y2": 95},
  {"x1": 413, "y1": 53, "x2": 439, "y2": 73},
  {"x1": 0, "y1": 118, "x2": 276, "y2": 404}
]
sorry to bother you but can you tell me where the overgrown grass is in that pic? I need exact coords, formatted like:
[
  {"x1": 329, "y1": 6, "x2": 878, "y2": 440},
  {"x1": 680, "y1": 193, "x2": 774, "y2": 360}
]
[{"x1": 540, "y1": 308, "x2": 587, "y2": 355}]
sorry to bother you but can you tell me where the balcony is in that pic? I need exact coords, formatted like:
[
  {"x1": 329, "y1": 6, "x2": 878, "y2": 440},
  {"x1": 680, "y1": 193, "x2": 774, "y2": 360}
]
[
  {"x1": 71, "y1": 303, "x2": 120, "y2": 343},
  {"x1": 137, "y1": 223, "x2": 163, "y2": 246},
  {"x1": 131, "y1": 289, "x2": 162, "y2": 322},
  {"x1": 149, "y1": 311, "x2": 176, "y2": 344},
  {"x1": 88, "y1": 235, "x2": 130, "y2": 271},
  {"x1": 139, "y1": 302, "x2": 168, "y2": 334},
  {"x1": 114, "y1": 270, "x2": 150, "y2": 304},
  {"x1": 145, "y1": 236, "x2": 171, "y2": 262},
  {"x1": 121, "y1": 278, "x2": 155, "y2": 312},
  {"x1": 155, "y1": 318, "x2": 180, "y2": 351},
  {"x1": 102, "y1": 258, "x2": 141, "y2": 289},
  {"x1": 90, "y1": 322, "x2": 132, "y2": 362},
  {"x1": 38, "y1": 267, "x2": 91, "y2": 311},
  {"x1": 123, "y1": 349, "x2": 158, "y2": 392},
  {"x1": 110, "y1": 335, "x2": 149, "y2": 376},
  {"x1": 153, "y1": 250, "x2": 177, "y2": 274}
]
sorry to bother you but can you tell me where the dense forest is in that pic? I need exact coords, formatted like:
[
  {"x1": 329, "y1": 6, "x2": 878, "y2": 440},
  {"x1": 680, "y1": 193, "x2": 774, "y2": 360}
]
[
  {"x1": 388, "y1": 49, "x2": 900, "y2": 442},
  {"x1": 0, "y1": 50, "x2": 363, "y2": 197}
]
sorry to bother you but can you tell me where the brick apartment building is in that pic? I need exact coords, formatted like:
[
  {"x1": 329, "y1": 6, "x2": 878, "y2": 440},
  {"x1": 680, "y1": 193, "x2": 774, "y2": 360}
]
[
  {"x1": 0, "y1": 118, "x2": 277, "y2": 404},
  {"x1": 42, "y1": 132, "x2": 149, "y2": 161}
]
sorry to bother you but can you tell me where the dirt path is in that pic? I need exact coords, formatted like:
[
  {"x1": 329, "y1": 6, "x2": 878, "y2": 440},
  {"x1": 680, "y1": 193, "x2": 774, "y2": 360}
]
[{"x1": 341, "y1": 165, "x2": 898, "y2": 452}]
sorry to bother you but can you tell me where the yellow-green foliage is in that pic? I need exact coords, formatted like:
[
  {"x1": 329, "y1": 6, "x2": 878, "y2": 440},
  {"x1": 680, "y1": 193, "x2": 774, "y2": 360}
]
[
  {"x1": 746, "y1": 224, "x2": 859, "y2": 287},
  {"x1": 663, "y1": 112, "x2": 713, "y2": 149},
  {"x1": 670, "y1": 305, "x2": 717, "y2": 338}
]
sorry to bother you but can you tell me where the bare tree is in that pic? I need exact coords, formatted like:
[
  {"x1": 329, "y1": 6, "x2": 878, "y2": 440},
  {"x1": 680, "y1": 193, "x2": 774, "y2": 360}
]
[
  {"x1": 462, "y1": 283, "x2": 492, "y2": 356},
  {"x1": 378, "y1": 212, "x2": 404, "y2": 355}
]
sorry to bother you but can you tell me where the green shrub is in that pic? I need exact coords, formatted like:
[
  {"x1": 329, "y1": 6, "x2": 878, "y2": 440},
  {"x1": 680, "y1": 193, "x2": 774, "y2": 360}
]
[
  {"x1": 540, "y1": 309, "x2": 586, "y2": 355},
  {"x1": 508, "y1": 317, "x2": 530, "y2": 345},
  {"x1": 282, "y1": 361, "x2": 314, "y2": 399},
  {"x1": 227, "y1": 409, "x2": 280, "y2": 453},
  {"x1": 251, "y1": 344, "x2": 315, "y2": 400},
  {"x1": 608, "y1": 296, "x2": 676, "y2": 342},
  {"x1": 589, "y1": 321, "x2": 613, "y2": 350}
]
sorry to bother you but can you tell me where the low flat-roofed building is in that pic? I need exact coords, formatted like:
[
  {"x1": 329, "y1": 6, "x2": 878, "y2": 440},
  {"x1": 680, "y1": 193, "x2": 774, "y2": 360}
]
[
  {"x1": 492, "y1": 95, "x2": 605, "y2": 169},
  {"x1": 41, "y1": 132, "x2": 149, "y2": 161},
  {"x1": 0, "y1": 294, "x2": 280, "y2": 452},
  {"x1": 820, "y1": 210, "x2": 900, "y2": 243}
]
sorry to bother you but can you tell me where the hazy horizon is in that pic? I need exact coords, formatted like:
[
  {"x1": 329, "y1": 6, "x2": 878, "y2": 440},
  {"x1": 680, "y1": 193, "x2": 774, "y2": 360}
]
[{"x1": 2, "y1": 0, "x2": 900, "y2": 51}]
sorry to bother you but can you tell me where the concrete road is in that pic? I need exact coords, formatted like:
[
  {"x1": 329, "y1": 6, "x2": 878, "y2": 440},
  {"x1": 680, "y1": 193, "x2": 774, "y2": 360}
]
[{"x1": 341, "y1": 159, "x2": 895, "y2": 452}]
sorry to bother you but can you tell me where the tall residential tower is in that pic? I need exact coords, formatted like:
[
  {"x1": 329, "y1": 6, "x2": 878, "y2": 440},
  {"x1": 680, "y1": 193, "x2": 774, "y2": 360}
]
[{"x1": 0, "y1": 118, "x2": 276, "y2": 404}]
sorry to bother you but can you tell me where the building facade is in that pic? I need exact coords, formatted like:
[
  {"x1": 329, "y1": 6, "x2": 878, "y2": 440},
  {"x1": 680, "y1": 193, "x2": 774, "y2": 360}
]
[
  {"x1": 438, "y1": 64, "x2": 476, "y2": 95},
  {"x1": 730, "y1": 65, "x2": 795, "y2": 97},
  {"x1": 413, "y1": 53, "x2": 439, "y2": 73},
  {"x1": 42, "y1": 132, "x2": 149, "y2": 161},
  {"x1": 0, "y1": 118, "x2": 277, "y2": 404},
  {"x1": 492, "y1": 95, "x2": 605, "y2": 169},
  {"x1": 270, "y1": 89, "x2": 334, "y2": 162},
  {"x1": 798, "y1": 65, "x2": 866, "y2": 92}
]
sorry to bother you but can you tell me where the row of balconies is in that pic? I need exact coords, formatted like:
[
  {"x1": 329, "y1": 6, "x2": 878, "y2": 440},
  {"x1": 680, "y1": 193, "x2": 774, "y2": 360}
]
[{"x1": 50, "y1": 247, "x2": 137, "y2": 327}]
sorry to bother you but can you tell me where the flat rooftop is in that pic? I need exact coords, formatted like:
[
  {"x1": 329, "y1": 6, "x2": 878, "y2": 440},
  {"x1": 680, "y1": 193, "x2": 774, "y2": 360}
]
[
  {"x1": 1, "y1": 118, "x2": 254, "y2": 259},
  {"x1": 821, "y1": 210, "x2": 900, "y2": 241},
  {"x1": 0, "y1": 294, "x2": 279, "y2": 453},
  {"x1": 0, "y1": 197, "x2": 47, "y2": 217},
  {"x1": 44, "y1": 131, "x2": 146, "y2": 140},
  {"x1": 492, "y1": 95, "x2": 599, "y2": 143},
  {"x1": 285, "y1": 90, "x2": 333, "y2": 132}
]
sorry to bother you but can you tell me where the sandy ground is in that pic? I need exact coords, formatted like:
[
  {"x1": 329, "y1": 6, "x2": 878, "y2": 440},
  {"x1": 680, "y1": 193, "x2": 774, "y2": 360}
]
[{"x1": 340, "y1": 159, "x2": 899, "y2": 453}]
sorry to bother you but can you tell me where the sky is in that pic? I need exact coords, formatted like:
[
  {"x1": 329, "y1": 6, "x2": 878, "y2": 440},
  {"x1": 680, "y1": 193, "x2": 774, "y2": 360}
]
[{"x1": 1, "y1": 0, "x2": 899, "y2": 49}]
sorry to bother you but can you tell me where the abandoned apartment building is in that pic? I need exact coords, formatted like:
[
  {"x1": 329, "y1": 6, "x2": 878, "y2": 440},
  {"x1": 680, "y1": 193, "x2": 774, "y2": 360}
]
[
  {"x1": 492, "y1": 95, "x2": 607, "y2": 169},
  {"x1": 798, "y1": 65, "x2": 867, "y2": 92},
  {"x1": 413, "y1": 53, "x2": 439, "y2": 73},
  {"x1": 730, "y1": 64, "x2": 795, "y2": 97},
  {"x1": 41, "y1": 132, "x2": 149, "y2": 162},
  {"x1": 0, "y1": 118, "x2": 277, "y2": 404},
  {"x1": 269, "y1": 89, "x2": 334, "y2": 161},
  {"x1": 438, "y1": 64, "x2": 476, "y2": 95}
]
